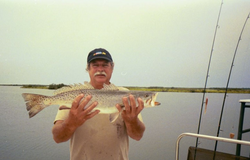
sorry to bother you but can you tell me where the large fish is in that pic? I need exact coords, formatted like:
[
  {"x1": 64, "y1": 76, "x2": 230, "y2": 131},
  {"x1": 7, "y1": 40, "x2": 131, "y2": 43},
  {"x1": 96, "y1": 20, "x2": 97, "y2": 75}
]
[{"x1": 22, "y1": 83, "x2": 160, "y2": 120}]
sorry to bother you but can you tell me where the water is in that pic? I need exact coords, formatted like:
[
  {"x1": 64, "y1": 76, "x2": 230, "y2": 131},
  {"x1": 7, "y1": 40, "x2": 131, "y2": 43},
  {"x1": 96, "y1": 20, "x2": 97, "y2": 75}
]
[{"x1": 0, "y1": 86, "x2": 249, "y2": 160}]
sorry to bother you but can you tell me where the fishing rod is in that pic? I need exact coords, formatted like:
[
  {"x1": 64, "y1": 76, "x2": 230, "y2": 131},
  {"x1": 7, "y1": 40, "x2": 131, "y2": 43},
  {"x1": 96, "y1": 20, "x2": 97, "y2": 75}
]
[
  {"x1": 194, "y1": 0, "x2": 224, "y2": 158},
  {"x1": 213, "y1": 12, "x2": 250, "y2": 159}
]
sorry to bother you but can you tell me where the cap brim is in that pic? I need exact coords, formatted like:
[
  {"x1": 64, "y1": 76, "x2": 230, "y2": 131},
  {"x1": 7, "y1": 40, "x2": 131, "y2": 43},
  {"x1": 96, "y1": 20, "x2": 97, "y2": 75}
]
[{"x1": 88, "y1": 56, "x2": 112, "y2": 63}]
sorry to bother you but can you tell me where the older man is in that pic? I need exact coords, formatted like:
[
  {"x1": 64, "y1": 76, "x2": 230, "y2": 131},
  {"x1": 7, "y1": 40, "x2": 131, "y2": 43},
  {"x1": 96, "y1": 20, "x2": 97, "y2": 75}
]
[{"x1": 52, "y1": 48, "x2": 145, "y2": 160}]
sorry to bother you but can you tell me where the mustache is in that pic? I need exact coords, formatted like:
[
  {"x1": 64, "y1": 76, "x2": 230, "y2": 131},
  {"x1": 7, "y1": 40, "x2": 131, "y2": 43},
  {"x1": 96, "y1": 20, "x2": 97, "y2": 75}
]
[{"x1": 94, "y1": 72, "x2": 107, "y2": 77}]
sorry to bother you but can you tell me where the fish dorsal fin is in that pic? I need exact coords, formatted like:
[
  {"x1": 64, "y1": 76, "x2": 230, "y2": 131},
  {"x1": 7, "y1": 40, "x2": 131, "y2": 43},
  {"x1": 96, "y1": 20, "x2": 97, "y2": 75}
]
[
  {"x1": 53, "y1": 82, "x2": 94, "y2": 95},
  {"x1": 83, "y1": 81, "x2": 95, "y2": 89},
  {"x1": 53, "y1": 82, "x2": 118, "y2": 95},
  {"x1": 102, "y1": 83, "x2": 119, "y2": 91}
]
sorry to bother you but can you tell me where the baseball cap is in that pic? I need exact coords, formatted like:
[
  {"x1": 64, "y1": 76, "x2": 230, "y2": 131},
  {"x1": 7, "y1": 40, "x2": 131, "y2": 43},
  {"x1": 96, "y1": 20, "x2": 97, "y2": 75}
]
[{"x1": 87, "y1": 48, "x2": 113, "y2": 63}]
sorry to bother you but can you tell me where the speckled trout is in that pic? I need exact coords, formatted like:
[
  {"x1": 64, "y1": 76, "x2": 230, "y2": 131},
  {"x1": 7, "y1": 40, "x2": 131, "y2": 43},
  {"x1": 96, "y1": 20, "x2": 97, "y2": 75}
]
[{"x1": 22, "y1": 83, "x2": 160, "y2": 119}]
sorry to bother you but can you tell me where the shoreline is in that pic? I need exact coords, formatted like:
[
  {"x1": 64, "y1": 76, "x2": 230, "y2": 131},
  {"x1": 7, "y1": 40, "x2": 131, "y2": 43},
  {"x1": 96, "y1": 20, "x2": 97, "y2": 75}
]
[
  {"x1": 1, "y1": 84, "x2": 250, "y2": 94},
  {"x1": 126, "y1": 87, "x2": 250, "y2": 94}
]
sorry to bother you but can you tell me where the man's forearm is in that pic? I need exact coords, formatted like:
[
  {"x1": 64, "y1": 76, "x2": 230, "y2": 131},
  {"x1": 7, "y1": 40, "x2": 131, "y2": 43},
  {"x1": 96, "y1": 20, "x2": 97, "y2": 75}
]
[
  {"x1": 52, "y1": 120, "x2": 77, "y2": 143},
  {"x1": 125, "y1": 118, "x2": 145, "y2": 141}
]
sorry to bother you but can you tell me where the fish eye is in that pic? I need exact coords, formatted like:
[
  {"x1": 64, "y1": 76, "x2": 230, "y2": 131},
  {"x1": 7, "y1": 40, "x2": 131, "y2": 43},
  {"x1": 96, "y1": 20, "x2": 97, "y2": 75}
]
[{"x1": 145, "y1": 94, "x2": 149, "y2": 98}]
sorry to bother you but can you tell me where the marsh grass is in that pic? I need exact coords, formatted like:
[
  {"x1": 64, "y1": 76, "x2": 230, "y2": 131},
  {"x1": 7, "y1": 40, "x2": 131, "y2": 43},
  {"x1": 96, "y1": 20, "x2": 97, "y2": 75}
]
[{"x1": 125, "y1": 87, "x2": 250, "y2": 94}]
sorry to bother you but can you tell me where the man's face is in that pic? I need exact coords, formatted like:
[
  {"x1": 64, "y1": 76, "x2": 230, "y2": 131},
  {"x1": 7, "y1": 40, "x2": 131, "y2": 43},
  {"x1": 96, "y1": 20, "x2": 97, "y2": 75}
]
[{"x1": 88, "y1": 59, "x2": 114, "y2": 87}]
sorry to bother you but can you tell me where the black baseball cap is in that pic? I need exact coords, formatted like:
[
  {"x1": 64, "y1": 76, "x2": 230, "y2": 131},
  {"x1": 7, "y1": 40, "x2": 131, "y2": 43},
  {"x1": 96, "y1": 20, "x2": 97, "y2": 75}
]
[{"x1": 87, "y1": 48, "x2": 113, "y2": 63}]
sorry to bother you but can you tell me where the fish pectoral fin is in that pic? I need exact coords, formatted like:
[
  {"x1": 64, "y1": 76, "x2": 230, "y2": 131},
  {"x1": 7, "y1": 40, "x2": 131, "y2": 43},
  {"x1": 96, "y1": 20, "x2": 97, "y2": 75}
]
[
  {"x1": 59, "y1": 106, "x2": 71, "y2": 110},
  {"x1": 109, "y1": 113, "x2": 120, "y2": 123}
]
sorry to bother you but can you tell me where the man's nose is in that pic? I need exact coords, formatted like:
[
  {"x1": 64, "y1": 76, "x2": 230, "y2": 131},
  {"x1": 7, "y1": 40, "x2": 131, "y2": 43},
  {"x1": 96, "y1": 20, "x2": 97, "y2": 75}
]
[{"x1": 97, "y1": 65, "x2": 104, "y2": 71}]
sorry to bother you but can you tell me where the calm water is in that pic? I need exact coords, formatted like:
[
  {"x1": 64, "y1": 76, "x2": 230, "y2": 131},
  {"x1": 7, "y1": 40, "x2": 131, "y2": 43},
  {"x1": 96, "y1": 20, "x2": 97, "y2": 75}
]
[{"x1": 0, "y1": 86, "x2": 249, "y2": 160}]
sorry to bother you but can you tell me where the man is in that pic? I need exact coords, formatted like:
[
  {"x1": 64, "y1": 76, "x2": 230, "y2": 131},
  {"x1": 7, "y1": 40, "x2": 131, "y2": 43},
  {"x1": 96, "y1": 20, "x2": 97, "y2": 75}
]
[{"x1": 52, "y1": 48, "x2": 145, "y2": 160}]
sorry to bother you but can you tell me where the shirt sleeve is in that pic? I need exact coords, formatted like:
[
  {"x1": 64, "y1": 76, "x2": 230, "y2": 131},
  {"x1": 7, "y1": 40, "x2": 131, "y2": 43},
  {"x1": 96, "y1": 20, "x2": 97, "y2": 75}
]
[
  {"x1": 54, "y1": 109, "x2": 70, "y2": 124},
  {"x1": 117, "y1": 86, "x2": 129, "y2": 91}
]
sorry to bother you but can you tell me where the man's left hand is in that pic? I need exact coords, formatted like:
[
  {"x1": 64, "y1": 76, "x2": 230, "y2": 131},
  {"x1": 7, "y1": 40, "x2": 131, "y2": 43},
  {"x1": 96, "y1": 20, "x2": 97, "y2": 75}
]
[{"x1": 116, "y1": 95, "x2": 144, "y2": 123}]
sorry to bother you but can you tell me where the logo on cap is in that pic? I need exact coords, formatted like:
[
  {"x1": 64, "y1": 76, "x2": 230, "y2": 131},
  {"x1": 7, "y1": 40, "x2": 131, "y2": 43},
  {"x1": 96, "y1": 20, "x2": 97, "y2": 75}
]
[{"x1": 93, "y1": 52, "x2": 106, "y2": 56}]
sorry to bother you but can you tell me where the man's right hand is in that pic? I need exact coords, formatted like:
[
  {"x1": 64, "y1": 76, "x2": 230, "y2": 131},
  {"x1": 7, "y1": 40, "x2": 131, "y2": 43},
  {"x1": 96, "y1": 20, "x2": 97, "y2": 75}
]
[
  {"x1": 67, "y1": 94, "x2": 100, "y2": 128},
  {"x1": 52, "y1": 94, "x2": 99, "y2": 143}
]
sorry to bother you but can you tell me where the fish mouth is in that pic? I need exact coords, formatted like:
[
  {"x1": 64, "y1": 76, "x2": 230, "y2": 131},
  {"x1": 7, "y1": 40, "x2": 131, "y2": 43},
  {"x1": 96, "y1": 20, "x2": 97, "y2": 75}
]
[
  {"x1": 154, "y1": 101, "x2": 161, "y2": 106},
  {"x1": 146, "y1": 99, "x2": 161, "y2": 106},
  {"x1": 145, "y1": 93, "x2": 161, "y2": 106},
  {"x1": 152, "y1": 93, "x2": 160, "y2": 106}
]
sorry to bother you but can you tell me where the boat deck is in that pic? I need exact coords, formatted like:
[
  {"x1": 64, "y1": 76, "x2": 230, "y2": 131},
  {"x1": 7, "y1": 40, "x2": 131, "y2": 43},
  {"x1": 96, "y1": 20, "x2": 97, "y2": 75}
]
[{"x1": 187, "y1": 146, "x2": 250, "y2": 160}]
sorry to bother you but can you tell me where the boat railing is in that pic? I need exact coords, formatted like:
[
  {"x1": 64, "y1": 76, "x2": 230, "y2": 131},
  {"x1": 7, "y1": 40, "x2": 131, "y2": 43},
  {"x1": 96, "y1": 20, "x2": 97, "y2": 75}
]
[{"x1": 175, "y1": 132, "x2": 250, "y2": 160}]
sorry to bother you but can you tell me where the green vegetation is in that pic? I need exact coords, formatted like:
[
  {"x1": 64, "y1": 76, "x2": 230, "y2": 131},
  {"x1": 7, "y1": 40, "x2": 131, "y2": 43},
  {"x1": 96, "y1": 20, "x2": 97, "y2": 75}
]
[
  {"x1": 21, "y1": 84, "x2": 48, "y2": 89},
  {"x1": 125, "y1": 87, "x2": 250, "y2": 94},
  {"x1": 21, "y1": 83, "x2": 67, "y2": 90},
  {"x1": 48, "y1": 83, "x2": 67, "y2": 89}
]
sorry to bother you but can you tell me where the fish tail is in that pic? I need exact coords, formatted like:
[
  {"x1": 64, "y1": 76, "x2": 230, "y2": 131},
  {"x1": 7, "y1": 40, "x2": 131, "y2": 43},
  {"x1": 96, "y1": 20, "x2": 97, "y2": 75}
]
[{"x1": 22, "y1": 93, "x2": 50, "y2": 118}]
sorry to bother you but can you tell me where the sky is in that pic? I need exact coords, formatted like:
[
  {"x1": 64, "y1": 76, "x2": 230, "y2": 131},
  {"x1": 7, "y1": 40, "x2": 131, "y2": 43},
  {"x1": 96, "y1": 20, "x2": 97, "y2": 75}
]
[{"x1": 0, "y1": 0, "x2": 250, "y2": 88}]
